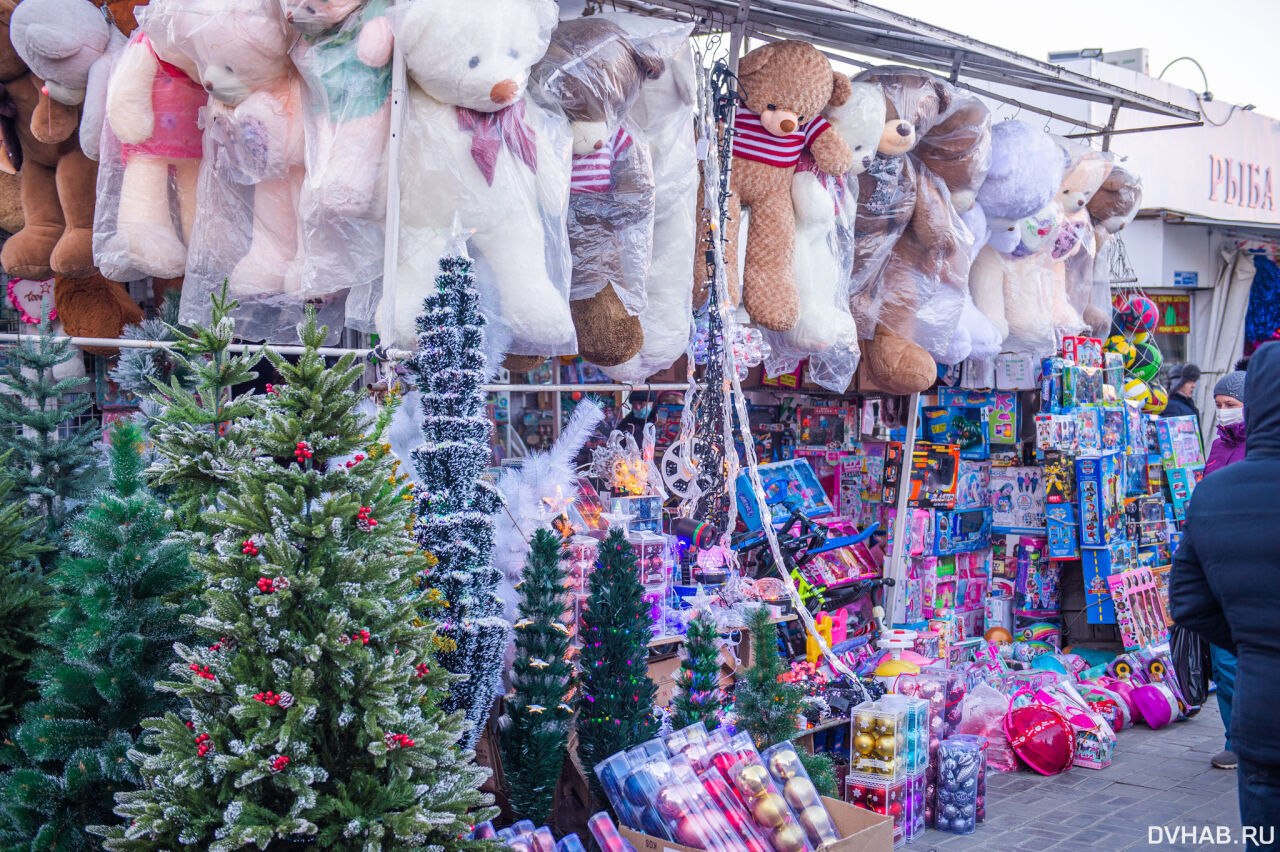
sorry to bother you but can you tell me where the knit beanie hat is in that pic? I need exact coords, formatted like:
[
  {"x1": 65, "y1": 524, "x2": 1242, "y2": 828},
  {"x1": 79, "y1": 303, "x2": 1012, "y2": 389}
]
[
  {"x1": 1168, "y1": 363, "x2": 1201, "y2": 390},
  {"x1": 1214, "y1": 370, "x2": 1247, "y2": 403}
]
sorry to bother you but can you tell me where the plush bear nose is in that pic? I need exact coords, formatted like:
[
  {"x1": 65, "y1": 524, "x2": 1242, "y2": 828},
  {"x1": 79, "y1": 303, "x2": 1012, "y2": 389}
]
[
  {"x1": 594, "y1": 140, "x2": 604, "y2": 150},
  {"x1": 862, "y1": 156, "x2": 872, "y2": 169},
  {"x1": 779, "y1": 119, "x2": 796, "y2": 133},
  {"x1": 896, "y1": 122, "x2": 911, "y2": 136},
  {"x1": 490, "y1": 79, "x2": 518, "y2": 105}
]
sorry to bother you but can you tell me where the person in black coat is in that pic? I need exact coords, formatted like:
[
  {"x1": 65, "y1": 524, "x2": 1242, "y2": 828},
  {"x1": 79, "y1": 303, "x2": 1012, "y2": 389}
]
[
  {"x1": 1172, "y1": 342, "x2": 1280, "y2": 846},
  {"x1": 1161, "y1": 362, "x2": 1202, "y2": 421}
]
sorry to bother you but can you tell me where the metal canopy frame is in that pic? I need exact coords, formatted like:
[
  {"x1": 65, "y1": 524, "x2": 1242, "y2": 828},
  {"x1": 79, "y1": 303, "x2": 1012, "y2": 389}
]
[{"x1": 601, "y1": 0, "x2": 1198, "y2": 131}]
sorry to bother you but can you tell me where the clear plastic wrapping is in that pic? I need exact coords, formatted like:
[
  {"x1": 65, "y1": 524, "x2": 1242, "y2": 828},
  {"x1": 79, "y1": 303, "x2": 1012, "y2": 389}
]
[
  {"x1": 1049, "y1": 141, "x2": 1114, "y2": 340},
  {"x1": 283, "y1": 0, "x2": 394, "y2": 331},
  {"x1": 143, "y1": 0, "x2": 326, "y2": 341},
  {"x1": 1088, "y1": 165, "x2": 1143, "y2": 234},
  {"x1": 913, "y1": 90, "x2": 991, "y2": 213},
  {"x1": 531, "y1": 17, "x2": 667, "y2": 367},
  {"x1": 95, "y1": 25, "x2": 203, "y2": 282},
  {"x1": 384, "y1": 0, "x2": 574, "y2": 355},
  {"x1": 969, "y1": 201, "x2": 1061, "y2": 357},
  {"x1": 600, "y1": 16, "x2": 696, "y2": 382},
  {"x1": 975, "y1": 120, "x2": 1063, "y2": 221}
]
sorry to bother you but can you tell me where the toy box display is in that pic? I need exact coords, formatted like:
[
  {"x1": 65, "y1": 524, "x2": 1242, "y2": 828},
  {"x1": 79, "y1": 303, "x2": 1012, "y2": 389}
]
[
  {"x1": 1108, "y1": 567, "x2": 1171, "y2": 650},
  {"x1": 881, "y1": 442, "x2": 905, "y2": 505},
  {"x1": 933, "y1": 508, "x2": 992, "y2": 556},
  {"x1": 1034, "y1": 414, "x2": 1077, "y2": 456},
  {"x1": 798, "y1": 406, "x2": 856, "y2": 449},
  {"x1": 1061, "y1": 335, "x2": 1103, "y2": 368},
  {"x1": 989, "y1": 466, "x2": 1046, "y2": 533},
  {"x1": 1012, "y1": 538, "x2": 1060, "y2": 618},
  {"x1": 1074, "y1": 407, "x2": 1102, "y2": 455},
  {"x1": 848, "y1": 701, "x2": 916, "y2": 779},
  {"x1": 938, "y1": 389, "x2": 1018, "y2": 446},
  {"x1": 1044, "y1": 504, "x2": 1080, "y2": 559},
  {"x1": 1042, "y1": 454, "x2": 1075, "y2": 504},
  {"x1": 1165, "y1": 466, "x2": 1202, "y2": 521},
  {"x1": 1076, "y1": 453, "x2": 1124, "y2": 548},
  {"x1": 1156, "y1": 416, "x2": 1205, "y2": 469},
  {"x1": 737, "y1": 458, "x2": 833, "y2": 530},
  {"x1": 907, "y1": 443, "x2": 960, "y2": 510},
  {"x1": 1081, "y1": 542, "x2": 1136, "y2": 625},
  {"x1": 611, "y1": 495, "x2": 663, "y2": 533},
  {"x1": 1064, "y1": 365, "x2": 1103, "y2": 407},
  {"x1": 922, "y1": 405, "x2": 989, "y2": 460},
  {"x1": 954, "y1": 461, "x2": 991, "y2": 511}
]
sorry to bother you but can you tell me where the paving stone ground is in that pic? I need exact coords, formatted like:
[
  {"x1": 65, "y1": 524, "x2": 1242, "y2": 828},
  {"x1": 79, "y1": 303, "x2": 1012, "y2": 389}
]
[{"x1": 920, "y1": 700, "x2": 1244, "y2": 852}]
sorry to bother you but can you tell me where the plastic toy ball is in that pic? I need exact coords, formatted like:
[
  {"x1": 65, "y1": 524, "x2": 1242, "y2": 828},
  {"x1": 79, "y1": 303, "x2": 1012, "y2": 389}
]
[
  {"x1": 1104, "y1": 334, "x2": 1136, "y2": 366},
  {"x1": 1127, "y1": 295, "x2": 1159, "y2": 333},
  {"x1": 1144, "y1": 381, "x2": 1168, "y2": 414},
  {"x1": 1123, "y1": 377, "x2": 1151, "y2": 405}
]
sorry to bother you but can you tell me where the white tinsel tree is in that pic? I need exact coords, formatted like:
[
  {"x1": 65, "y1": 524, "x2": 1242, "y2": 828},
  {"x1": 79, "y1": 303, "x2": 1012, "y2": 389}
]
[{"x1": 406, "y1": 247, "x2": 508, "y2": 750}]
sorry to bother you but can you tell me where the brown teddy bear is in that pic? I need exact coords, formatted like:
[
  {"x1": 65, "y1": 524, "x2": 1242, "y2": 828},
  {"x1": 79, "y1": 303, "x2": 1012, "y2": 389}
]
[
  {"x1": 850, "y1": 66, "x2": 962, "y2": 394},
  {"x1": 530, "y1": 17, "x2": 664, "y2": 367},
  {"x1": 698, "y1": 40, "x2": 853, "y2": 332},
  {"x1": 913, "y1": 91, "x2": 991, "y2": 213}
]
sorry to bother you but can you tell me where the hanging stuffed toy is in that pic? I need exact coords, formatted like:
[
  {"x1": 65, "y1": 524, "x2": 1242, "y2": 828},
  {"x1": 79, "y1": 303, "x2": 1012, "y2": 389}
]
[
  {"x1": 144, "y1": 0, "x2": 315, "y2": 341},
  {"x1": 384, "y1": 0, "x2": 574, "y2": 358},
  {"x1": 600, "y1": 18, "x2": 696, "y2": 385},
  {"x1": 697, "y1": 40, "x2": 854, "y2": 332},
  {"x1": 97, "y1": 4, "x2": 206, "y2": 280},
  {"x1": 278, "y1": 0, "x2": 392, "y2": 327},
  {"x1": 531, "y1": 17, "x2": 666, "y2": 367}
]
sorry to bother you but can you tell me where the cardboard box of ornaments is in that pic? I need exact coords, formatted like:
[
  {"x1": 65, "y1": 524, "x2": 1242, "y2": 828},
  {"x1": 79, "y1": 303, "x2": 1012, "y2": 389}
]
[{"x1": 619, "y1": 796, "x2": 894, "y2": 852}]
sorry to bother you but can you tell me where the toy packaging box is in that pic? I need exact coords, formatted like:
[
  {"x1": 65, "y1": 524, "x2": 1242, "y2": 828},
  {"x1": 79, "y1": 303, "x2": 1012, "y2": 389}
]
[
  {"x1": 907, "y1": 443, "x2": 960, "y2": 510},
  {"x1": 990, "y1": 466, "x2": 1047, "y2": 533},
  {"x1": 1064, "y1": 365, "x2": 1103, "y2": 407},
  {"x1": 1101, "y1": 408, "x2": 1126, "y2": 453},
  {"x1": 954, "y1": 460, "x2": 991, "y2": 511},
  {"x1": 736, "y1": 458, "x2": 833, "y2": 529},
  {"x1": 940, "y1": 390, "x2": 1019, "y2": 446},
  {"x1": 933, "y1": 508, "x2": 993, "y2": 556},
  {"x1": 1082, "y1": 542, "x2": 1135, "y2": 624},
  {"x1": 1075, "y1": 406, "x2": 1102, "y2": 456},
  {"x1": 923, "y1": 404, "x2": 990, "y2": 460},
  {"x1": 609, "y1": 495, "x2": 663, "y2": 533},
  {"x1": 881, "y1": 441, "x2": 905, "y2": 505},
  {"x1": 799, "y1": 405, "x2": 857, "y2": 448},
  {"x1": 1108, "y1": 566, "x2": 1171, "y2": 650},
  {"x1": 1062, "y1": 335, "x2": 1103, "y2": 368},
  {"x1": 1012, "y1": 539, "x2": 1061, "y2": 617},
  {"x1": 1076, "y1": 453, "x2": 1124, "y2": 548},
  {"x1": 1034, "y1": 414, "x2": 1077, "y2": 456},
  {"x1": 1040, "y1": 358, "x2": 1065, "y2": 414},
  {"x1": 1156, "y1": 416, "x2": 1205, "y2": 469},
  {"x1": 1043, "y1": 454, "x2": 1076, "y2": 504},
  {"x1": 1045, "y1": 503, "x2": 1080, "y2": 559},
  {"x1": 1165, "y1": 466, "x2": 1203, "y2": 521}
]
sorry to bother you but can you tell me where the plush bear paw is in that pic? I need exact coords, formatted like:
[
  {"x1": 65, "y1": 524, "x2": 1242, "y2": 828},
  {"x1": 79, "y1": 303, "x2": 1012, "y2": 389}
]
[
  {"x1": 863, "y1": 324, "x2": 937, "y2": 394},
  {"x1": 108, "y1": 224, "x2": 187, "y2": 279},
  {"x1": 504, "y1": 292, "x2": 574, "y2": 351},
  {"x1": 51, "y1": 227, "x2": 98, "y2": 279},
  {"x1": 0, "y1": 225, "x2": 61, "y2": 279},
  {"x1": 571, "y1": 286, "x2": 644, "y2": 367},
  {"x1": 229, "y1": 244, "x2": 290, "y2": 296}
]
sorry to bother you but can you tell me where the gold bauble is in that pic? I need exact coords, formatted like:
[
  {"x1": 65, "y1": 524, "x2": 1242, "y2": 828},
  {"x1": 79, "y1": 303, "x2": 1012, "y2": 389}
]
[
  {"x1": 799, "y1": 805, "x2": 839, "y2": 844},
  {"x1": 854, "y1": 712, "x2": 876, "y2": 731},
  {"x1": 853, "y1": 732, "x2": 875, "y2": 755},
  {"x1": 751, "y1": 793, "x2": 788, "y2": 828},
  {"x1": 876, "y1": 734, "x2": 898, "y2": 759},
  {"x1": 768, "y1": 748, "x2": 803, "y2": 780},
  {"x1": 735, "y1": 763, "x2": 770, "y2": 797},
  {"x1": 783, "y1": 777, "x2": 818, "y2": 810},
  {"x1": 772, "y1": 822, "x2": 808, "y2": 852}
]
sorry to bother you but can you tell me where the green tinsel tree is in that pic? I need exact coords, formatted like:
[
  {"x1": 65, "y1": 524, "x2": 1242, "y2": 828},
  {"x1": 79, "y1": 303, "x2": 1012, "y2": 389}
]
[
  {"x1": 0, "y1": 421, "x2": 197, "y2": 850},
  {"x1": 0, "y1": 304, "x2": 100, "y2": 548},
  {"x1": 671, "y1": 612, "x2": 723, "y2": 732},
  {"x1": 732, "y1": 605, "x2": 804, "y2": 751},
  {"x1": 500, "y1": 529, "x2": 575, "y2": 825},
  {"x1": 99, "y1": 312, "x2": 495, "y2": 851},
  {"x1": 405, "y1": 251, "x2": 506, "y2": 750},
  {"x1": 141, "y1": 286, "x2": 261, "y2": 536},
  {"x1": 576, "y1": 529, "x2": 657, "y2": 807},
  {"x1": 0, "y1": 453, "x2": 54, "y2": 736}
]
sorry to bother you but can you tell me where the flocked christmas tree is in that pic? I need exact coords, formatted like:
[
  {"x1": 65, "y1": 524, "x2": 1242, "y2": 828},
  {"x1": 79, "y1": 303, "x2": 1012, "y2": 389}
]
[
  {"x1": 500, "y1": 529, "x2": 575, "y2": 825},
  {"x1": 576, "y1": 529, "x2": 657, "y2": 806},
  {"x1": 110, "y1": 290, "x2": 192, "y2": 421},
  {"x1": 0, "y1": 422, "x2": 197, "y2": 850},
  {"x1": 99, "y1": 311, "x2": 495, "y2": 851},
  {"x1": 670, "y1": 611, "x2": 724, "y2": 732},
  {"x1": 141, "y1": 287, "x2": 260, "y2": 536},
  {"x1": 732, "y1": 605, "x2": 804, "y2": 751},
  {"x1": 0, "y1": 304, "x2": 100, "y2": 549},
  {"x1": 405, "y1": 249, "x2": 507, "y2": 750},
  {"x1": 0, "y1": 454, "x2": 53, "y2": 735}
]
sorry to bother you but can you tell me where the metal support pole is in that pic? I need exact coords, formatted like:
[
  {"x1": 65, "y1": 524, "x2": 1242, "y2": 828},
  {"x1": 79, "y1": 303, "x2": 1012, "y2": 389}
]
[
  {"x1": 726, "y1": 0, "x2": 752, "y2": 74},
  {"x1": 378, "y1": 20, "x2": 408, "y2": 343},
  {"x1": 883, "y1": 392, "x2": 920, "y2": 624}
]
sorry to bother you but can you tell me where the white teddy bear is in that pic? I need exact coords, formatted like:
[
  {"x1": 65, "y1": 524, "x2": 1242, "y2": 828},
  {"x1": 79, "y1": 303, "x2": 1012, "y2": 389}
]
[{"x1": 384, "y1": 0, "x2": 575, "y2": 353}]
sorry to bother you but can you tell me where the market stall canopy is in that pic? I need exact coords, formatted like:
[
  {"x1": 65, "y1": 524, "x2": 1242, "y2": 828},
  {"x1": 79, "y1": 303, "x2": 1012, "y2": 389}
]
[{"x1": 573, "y1": 0, "x2": 1199, "y2": 129}]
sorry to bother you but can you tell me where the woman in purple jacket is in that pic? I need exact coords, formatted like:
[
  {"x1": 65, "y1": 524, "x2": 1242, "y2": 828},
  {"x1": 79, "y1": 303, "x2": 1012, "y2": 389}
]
[{"x1": 1203, "y1": 366, "x2": 1246, "y2": 770}]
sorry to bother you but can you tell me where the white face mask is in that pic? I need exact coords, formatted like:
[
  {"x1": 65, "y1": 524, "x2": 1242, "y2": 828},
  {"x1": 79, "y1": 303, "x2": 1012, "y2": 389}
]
[{"x1": 1218, "y1": 406, "x2": 1245, "y2": 427}]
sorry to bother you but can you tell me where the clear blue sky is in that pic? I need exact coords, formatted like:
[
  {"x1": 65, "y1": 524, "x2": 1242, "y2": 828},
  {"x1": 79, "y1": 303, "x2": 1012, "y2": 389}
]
[{"x1": 871, "y1": 0, "x2": 1279, "y2": 118}]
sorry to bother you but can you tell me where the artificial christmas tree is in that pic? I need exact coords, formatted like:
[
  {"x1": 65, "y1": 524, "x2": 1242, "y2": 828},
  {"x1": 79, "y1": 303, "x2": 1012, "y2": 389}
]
[
  {"x1": 142, "y1": 287, "x2": 260, "y2": 535},
  {"x1": 576, "y1": 529, "x2": 657, "y2": 806},
  {"x1": 100, "y1": 312, "x2": 495, "y2": 851},
  {"x1": 0, "y1": 455, "x2": 53, "y2": 736},
  {"x1": 0, "y1": 422, "x2": 197, "y2": 850},
  {"x1": 499, "y1": 529, "x2": 575, "y2": 826},
  {"x1": 731, "y1": 605, "x2": 804, "y2": 751},
  {"x1": 110, "y1": 291, "x2": 191, "y2": 420},
  {"x1": 405, "y1": 250, "x2": 507, "y2": 750},
  {"x1": 0, "y1": 305, "x2": 99, "y2": 548},
  {"x1": 670, "y1": 611, "x2": 724, "y2": 732}
]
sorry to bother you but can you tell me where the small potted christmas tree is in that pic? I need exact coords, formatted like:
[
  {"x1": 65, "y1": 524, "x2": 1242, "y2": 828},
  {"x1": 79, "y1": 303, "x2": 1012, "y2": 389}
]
[{"x1": 670, "y1": 611, "x2": 724, "y2": 732}]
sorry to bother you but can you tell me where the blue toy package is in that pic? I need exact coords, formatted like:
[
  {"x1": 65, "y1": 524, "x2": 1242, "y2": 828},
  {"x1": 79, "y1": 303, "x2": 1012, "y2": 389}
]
[
  {"x1": 1165, "y1": 465, "x2": 1203, "y2": 521},
  {"x1": 1101, "y1": 408, "x2": 1126, "y2": 453},
  {"x1": 1064, "y1": 365, "x2": 1103, "y2": 407},
  {"x1": 1123, "y1": 451, "x2": 1149, "y2": 496},
  {"x1": 1123, "y1": 400, "x2": 1145, "y2": 453},
  {"x1": 1045, "y1": 503, "x2": 1080, "y2": 559},
  {"x1": 1082, "y1": 542, "x2": 1136, "y2": 624},
  {"x1": 923, "y1": 405, "x2": 990, "y2": 460},
  {"x1": 1040, "y1": 358, "x2": 1065, "y2": 414},
  {"x1": 1156, "y1": 417, "x2": 1205, "y2": 469},
  {"x1": 1075, "y1": 406, "x2": 1102, "y2": 456},
  {"x1": 1076, "y1": 453, "x2": 1124, "y2": 548},
  {"x1": 1034, "y1": 413, "x2": 1077, "y2": 457},
  {"x1": 954, "y1": 460, "x2": 991, "y2": 511},
  {"x1": 933, "y1": 508, "x2": 993, "y2": 555},
  {"x1": 990, "y1": 465, "x2": 1047, "y2": 533},
  {"x1": 735, "y1": 458, "x2": 833, "y2": 530}
]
